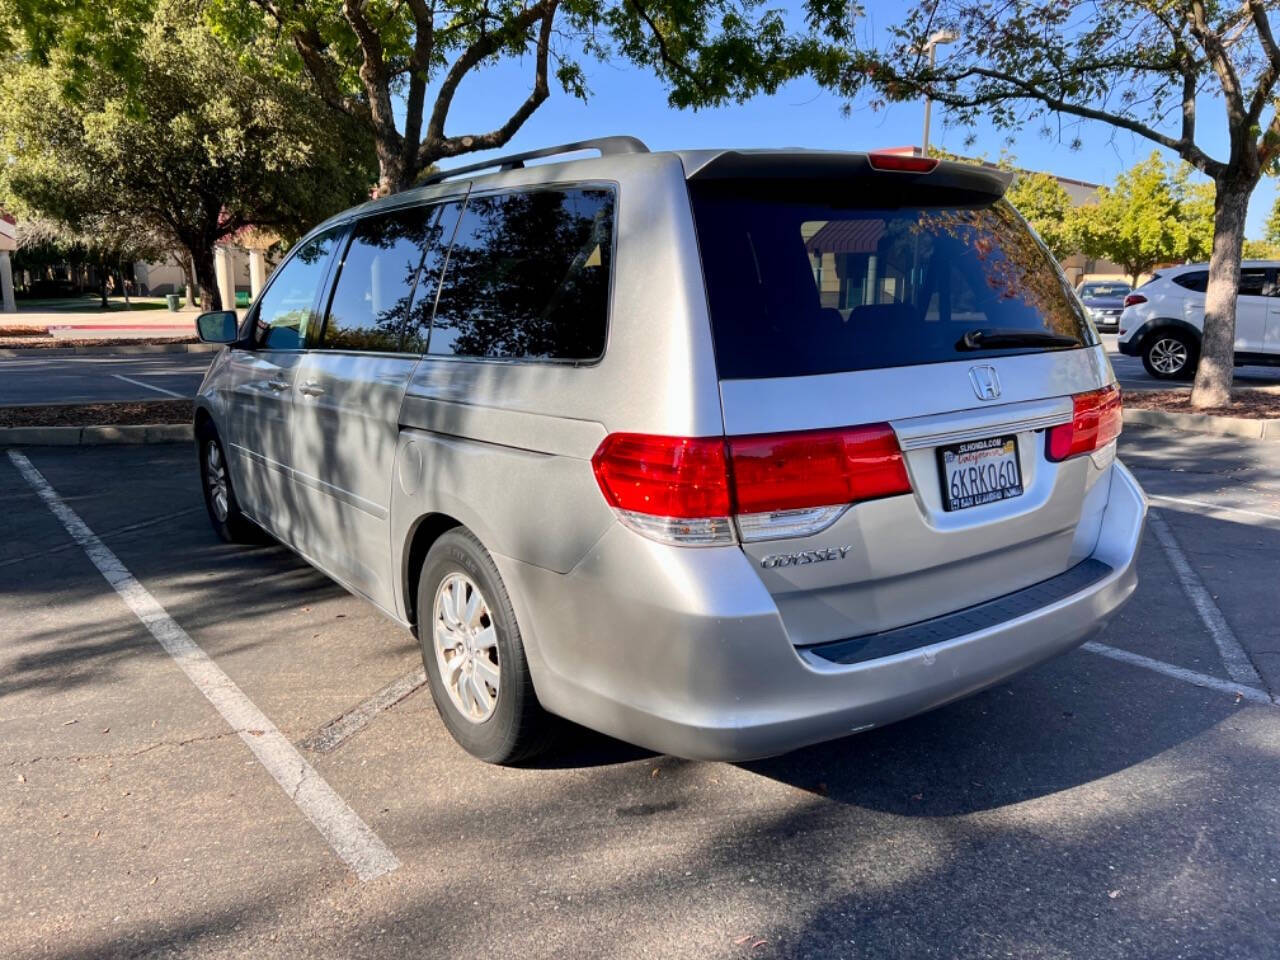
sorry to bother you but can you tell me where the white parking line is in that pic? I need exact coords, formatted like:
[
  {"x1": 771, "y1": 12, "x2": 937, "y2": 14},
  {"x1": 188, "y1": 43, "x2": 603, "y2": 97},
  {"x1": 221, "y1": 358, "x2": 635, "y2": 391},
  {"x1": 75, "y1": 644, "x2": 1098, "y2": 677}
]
[
  {"x1": 1148, "y1": 493, "x2": 1280, "y2": 526},
  {"x1": 1148, "y1": 509, "x2": 1264, "y2": 687},
  {"x1": 111, "y1": 373, "x2": 187, "y2": 398},
  {"x1": 7, "y1": 450, "x2": 400, "y2": 883},
  {"x1": 1083, "y1": 642, "x2": 1275, "y2": 706}
]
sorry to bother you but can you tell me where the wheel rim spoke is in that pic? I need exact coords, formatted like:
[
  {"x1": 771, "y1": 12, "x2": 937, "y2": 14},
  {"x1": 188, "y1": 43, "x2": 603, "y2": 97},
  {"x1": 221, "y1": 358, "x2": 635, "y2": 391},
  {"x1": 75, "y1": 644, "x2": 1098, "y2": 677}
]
[{"x1": 432, "y1": 572, "x2": 500, "y2": 724}]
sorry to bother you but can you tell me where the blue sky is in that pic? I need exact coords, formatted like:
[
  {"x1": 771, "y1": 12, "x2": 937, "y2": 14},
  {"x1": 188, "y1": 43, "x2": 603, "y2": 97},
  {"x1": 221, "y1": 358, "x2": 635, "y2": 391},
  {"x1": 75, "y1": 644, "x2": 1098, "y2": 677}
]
[{"x1": 437, "y1": 5, "x2": 1279, "y2": 239}]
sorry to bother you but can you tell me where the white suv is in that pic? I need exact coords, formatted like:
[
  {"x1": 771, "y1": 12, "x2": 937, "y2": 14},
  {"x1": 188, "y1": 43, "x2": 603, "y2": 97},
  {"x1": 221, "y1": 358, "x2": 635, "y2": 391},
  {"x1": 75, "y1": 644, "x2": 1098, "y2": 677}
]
[{"x1": 1117, "y1": 261, "x2": 1280, "y2": 379}]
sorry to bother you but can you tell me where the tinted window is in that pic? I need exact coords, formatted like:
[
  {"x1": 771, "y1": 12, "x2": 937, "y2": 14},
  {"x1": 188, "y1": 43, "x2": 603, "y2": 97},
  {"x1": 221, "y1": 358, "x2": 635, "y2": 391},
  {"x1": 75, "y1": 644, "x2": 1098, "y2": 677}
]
[
  {"x1": 691, "y1": 182, "x2": 1094, "y2": 379},
  {"x1": 1172, "y1": 271, "x2": 1208, "y2": 292},
  {"x1": 429, "y1": 188, "x2": 614, "y2": 361},
  {"x1": 253, "y1": 229, "x2": 341, "y2": 349},
  {"x1": 320, "y1": 206, "x2": 442, "y2": 352},
  {"x1": 1238, "y1": 269, "x2": 1269, "y2": 297},
  {"x1": 400, "y1": 202, "x2": 463, "y2": 353}
]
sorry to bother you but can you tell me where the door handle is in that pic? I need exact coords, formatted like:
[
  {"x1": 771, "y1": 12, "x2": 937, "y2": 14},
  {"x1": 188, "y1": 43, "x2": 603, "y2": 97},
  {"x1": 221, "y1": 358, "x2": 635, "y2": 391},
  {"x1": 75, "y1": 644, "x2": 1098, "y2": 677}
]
[
  {"x1": 298, "y1": 380, "x2": 326, "y2": 397},
  {"x1": 266, "y1": 378, "x2": 290, "y2": 392}
]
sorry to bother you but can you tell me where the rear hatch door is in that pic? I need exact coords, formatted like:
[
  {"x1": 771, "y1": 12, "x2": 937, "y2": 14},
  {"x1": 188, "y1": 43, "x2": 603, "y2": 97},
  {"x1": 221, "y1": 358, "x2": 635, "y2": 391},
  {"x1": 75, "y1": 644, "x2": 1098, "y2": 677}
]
[{"x1": 687, "y1": 154, "x2": 1117, "y2": 646}]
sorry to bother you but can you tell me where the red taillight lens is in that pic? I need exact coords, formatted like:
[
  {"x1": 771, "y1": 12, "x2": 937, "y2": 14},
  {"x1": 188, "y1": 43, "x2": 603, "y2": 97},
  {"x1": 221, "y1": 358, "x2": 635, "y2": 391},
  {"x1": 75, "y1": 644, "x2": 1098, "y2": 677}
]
[
  {"x1": 1046, "y1": 386, "x2": 1123, "y2": 462},
  {"x1": 591, "y1": 433, "x2": 731, "y2": 519},
  {"x1": 728, "y1": 424, "x2": 910, "y2": 514},
  {"x1": 867, "y1": 152, "x2": 939, "y2": 173},
  {"x1": 1122, "y1": 293, "x2": 1146, "y2": 308},
  {"x1": 591, "y1": 424, "x2": 912, "y2": 544}
]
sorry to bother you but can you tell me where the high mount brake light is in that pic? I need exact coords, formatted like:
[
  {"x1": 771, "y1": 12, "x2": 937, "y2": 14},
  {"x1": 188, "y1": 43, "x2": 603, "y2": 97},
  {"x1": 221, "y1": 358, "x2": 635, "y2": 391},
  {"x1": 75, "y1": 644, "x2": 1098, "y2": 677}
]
[
  {"x1": 1046, "y1": 386, "x2": 1123, "y2": 462},
  {"x1": 867, "y1": 153, "x2": 940, "y2": 173},
  {"x1": 591, "y1": 425, "x2": 912, "y2": 546}
]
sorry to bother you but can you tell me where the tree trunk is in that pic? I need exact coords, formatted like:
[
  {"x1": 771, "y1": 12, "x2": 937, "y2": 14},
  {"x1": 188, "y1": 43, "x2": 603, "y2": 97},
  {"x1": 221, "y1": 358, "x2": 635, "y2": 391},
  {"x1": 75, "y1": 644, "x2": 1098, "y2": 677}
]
[
  {"x1": 192, "y1": 245, "x2": 220, "y2": 311},
  {"x1": 181, "y1": 254, "x2": 196, "y2": 308},
  {"x1": 376, "y1": 143, "x2": 410, "y2": 197},
  {"x1": 1191, "y1": 177, "x2": 1253, "y2": 409}
]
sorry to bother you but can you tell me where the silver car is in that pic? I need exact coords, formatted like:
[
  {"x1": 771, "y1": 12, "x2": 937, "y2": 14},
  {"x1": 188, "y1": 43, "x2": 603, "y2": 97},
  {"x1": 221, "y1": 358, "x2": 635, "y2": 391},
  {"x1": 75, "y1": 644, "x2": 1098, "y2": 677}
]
[{"x1": 193, "y1": 137, "x2": 1146, "y2": 764}]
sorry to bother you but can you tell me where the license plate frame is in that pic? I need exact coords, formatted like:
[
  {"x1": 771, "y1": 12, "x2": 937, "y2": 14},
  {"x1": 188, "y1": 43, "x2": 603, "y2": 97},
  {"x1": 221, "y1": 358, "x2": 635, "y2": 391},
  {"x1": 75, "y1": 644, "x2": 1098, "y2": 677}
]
[{"x1": 936, "y1": 435, "x2": 1024, "y2": 512}]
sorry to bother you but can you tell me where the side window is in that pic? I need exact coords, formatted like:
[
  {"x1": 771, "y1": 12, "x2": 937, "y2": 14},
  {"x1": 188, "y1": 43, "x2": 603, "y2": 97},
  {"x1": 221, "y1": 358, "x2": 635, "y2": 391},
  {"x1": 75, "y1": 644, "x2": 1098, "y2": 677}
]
[
  {"x1": 1238, "y1": 268, "x2": 1268, "y2": 297},
  {"x1": 253, "y1": 229, "x2": 342, "y2": 350},
  {"x1": 1172, "y1": 271, "x2": 1208, "y2": 293},
  {"x1": 318, "y1": 205, "x2": 442, "y2": 352},
  {"x1": 429, "y1": 187, "x2": 614, "y2": 361},
  {"x1": 399, "y1": 201, "x2": 465, "y2": 354}
]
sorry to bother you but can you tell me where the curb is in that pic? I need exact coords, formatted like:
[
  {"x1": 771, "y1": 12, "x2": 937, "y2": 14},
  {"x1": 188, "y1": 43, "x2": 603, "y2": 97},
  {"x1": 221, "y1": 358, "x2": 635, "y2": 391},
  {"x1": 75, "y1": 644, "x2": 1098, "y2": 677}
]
[
  {"x1": 0, "y1": 342, "x2": 216, "y2": 358},
  {"x1": 0, "y1": 424, "x2": 193, "y2": 447},
  {"x1": 1124, "y1": 407, "x2": 1280, "y2": 441}
]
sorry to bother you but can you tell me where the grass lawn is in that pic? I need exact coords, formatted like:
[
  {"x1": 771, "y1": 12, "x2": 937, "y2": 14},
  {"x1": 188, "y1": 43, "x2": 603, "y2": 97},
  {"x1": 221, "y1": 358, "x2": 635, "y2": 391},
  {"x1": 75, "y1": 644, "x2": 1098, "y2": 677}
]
[{"x1": 16, "y1": 295, "x2": 171, "y2": 312}]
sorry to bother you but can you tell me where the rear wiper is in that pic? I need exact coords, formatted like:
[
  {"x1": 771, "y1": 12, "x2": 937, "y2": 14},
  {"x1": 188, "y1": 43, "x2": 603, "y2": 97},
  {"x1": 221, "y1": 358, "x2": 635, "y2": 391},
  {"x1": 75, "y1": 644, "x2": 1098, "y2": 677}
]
[{"x1": 957, "y1": 328, "x2": 1079, "y2": 351}]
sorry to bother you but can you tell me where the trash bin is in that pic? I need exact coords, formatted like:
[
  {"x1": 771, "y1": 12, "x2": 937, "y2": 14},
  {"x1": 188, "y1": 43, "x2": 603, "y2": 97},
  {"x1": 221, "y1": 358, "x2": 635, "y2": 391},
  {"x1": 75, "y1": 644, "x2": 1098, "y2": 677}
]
[{"x1": 166, "y1": 293, "x2": 181, "y2": 312}]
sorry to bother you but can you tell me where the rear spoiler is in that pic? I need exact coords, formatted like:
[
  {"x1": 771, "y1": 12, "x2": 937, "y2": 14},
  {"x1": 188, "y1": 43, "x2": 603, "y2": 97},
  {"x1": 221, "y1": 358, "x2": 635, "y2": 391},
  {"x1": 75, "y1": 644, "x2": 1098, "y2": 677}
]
[{"x1": 681, "y1": 150, "x2": 1012, "y2": 202}]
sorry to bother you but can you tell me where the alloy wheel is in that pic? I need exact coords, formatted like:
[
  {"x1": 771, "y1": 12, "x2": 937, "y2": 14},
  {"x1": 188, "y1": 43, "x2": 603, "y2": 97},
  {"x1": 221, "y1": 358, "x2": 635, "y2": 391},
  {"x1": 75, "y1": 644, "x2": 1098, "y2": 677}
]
[
  {"x1": 1149, "y1": 337, "x2": 1188, "y2": 375},
  {"x1": 433, "y1": 573, "x2": 500, "y2": 723}
]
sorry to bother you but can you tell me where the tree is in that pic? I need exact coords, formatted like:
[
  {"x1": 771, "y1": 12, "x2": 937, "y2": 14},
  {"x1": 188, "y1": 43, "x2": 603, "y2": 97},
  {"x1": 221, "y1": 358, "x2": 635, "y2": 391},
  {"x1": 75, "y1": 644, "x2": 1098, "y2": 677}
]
[
  {"x1": 1264, "y1": 193, "x2": 1280, "y2": 245},
  {"x1": 841, "y1": 1, "x2": 1280, "y2": 406},
  {"x1": 1004, "y1": 172, "x2": 1077, "y2": 263},
  {"x1": 0, "y1": 2, "x2": 375, "y2": 309},
  {"x1": 1070, "y1": 154, "x2": 1215, "y2": 284},
  {"x1": 7, "y1": 0, "x2": 852, "y2": 197}
]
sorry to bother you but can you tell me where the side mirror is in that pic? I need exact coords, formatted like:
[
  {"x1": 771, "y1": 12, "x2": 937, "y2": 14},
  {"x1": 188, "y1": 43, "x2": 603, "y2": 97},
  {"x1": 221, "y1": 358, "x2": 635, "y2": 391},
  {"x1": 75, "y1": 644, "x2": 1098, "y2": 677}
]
[{"x1": 196, "y1": 310, "x2": 238, "y2": 344}]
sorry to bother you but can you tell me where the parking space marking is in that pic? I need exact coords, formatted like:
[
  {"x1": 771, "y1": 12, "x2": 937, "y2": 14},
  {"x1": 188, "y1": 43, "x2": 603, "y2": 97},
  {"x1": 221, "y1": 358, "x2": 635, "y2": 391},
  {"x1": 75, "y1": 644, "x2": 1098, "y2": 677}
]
[
  {"x1": 111, "y1": 373, "x2": 187, "y2": 398},
  {"x1": 7, "y1": 450, "x2": 400, "y2": 882},
  {"x1": 299, "y1": 667, "x2": 428, "y2": 754},
  {"x1": 0, "y1": 506, "x2": 204, "y2": 570},
  {"x1": 1084, "y1": 642, "x2": 1275, "y2": 706},
  {"x1": 1148, "y1": 493, "x2": 1280, "y2": 526},
  {"x1": 1148, "y1": 509, "x2": 1265, "y2": 687}
]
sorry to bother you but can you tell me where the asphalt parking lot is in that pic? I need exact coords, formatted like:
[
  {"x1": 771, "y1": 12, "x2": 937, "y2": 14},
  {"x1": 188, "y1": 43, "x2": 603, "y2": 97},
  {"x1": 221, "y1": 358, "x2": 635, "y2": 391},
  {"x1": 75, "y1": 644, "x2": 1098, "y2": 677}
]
[
  {"x1": 1100, "y1": 334, "x2": 1279, "y2": 391},
  {"x1": 2, "y1": 428, "x2": 1278, "y2": 959},
  {"x1": 0, "y1": 354, "x2": 211, "y2": 406}
]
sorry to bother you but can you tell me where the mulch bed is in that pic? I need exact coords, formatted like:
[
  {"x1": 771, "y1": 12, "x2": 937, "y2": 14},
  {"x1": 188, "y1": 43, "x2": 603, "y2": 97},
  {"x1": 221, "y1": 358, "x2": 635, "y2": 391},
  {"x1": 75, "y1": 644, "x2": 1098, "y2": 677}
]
[
  {"x1": 1123, "y1": 388, "x2": 1280, "y2": 419},
  {"x1": 0, "y1": 399, "x2": 192, "y2": 428}
]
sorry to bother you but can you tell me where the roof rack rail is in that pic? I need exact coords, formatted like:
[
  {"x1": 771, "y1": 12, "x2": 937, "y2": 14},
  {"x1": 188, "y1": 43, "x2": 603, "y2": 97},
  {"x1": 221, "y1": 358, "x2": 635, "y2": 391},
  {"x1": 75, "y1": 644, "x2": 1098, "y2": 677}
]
[{"x1": 420, "y1": 136, "x2": 649, "y2": 185}]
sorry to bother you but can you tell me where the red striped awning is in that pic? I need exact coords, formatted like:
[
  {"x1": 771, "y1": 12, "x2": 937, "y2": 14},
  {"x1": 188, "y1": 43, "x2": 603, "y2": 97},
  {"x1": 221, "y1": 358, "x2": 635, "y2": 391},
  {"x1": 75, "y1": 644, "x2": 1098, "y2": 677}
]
[{"x1": 805, "y1": 219, "x2": 886, "y2": 255}]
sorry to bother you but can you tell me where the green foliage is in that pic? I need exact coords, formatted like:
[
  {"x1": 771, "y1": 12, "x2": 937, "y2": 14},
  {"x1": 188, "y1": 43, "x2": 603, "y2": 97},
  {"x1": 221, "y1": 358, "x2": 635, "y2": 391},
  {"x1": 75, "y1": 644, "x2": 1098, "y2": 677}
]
[
  {"x1": 1264, "y1": 194, "x2": 1280, "y2": 246},
  {"x1": 0, "y1": 1, "x2": 375, "y2": 307},
  {"x1": 2, "y1": 0, "x2": 854, "y2": 193},
  {"x1": 1004, "y1": 172, "x2": 1076, "y2": 263},
  {"x1": 1243, "y1": 238, "x2": 1280, "y2": 259},
  {"x1": 1072, "y1": 153, "x2": 1216, "y2": 285}
]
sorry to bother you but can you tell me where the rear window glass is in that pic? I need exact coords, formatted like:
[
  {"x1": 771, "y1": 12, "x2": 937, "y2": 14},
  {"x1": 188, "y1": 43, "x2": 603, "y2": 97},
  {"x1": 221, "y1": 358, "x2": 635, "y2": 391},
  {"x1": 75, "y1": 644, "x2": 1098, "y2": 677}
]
[
  {"x1": 1080, "y1": 282, "x2": 1130, "y2": 298},
  {"x1": 689, "y1": 183, "x2": 1095, "y2": 379},
  {"x1": 428, "y1": 187, "x2": 614, "y2": 361},
  {"x1": 1172, "y1": 271, "x2": 1208, "y2": 292}
]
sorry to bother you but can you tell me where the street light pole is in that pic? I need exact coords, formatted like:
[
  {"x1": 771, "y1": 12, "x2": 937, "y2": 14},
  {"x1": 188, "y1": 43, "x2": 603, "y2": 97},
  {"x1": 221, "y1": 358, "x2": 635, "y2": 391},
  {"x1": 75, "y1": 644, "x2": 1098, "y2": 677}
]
[{"x1": 920, "y1": 30, "x2": 957, "y2": 157}]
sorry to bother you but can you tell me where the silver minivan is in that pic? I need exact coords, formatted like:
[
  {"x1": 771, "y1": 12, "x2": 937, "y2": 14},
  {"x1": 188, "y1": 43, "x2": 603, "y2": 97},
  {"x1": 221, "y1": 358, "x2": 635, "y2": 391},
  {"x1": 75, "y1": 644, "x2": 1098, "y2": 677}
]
[{"x1": 193, "y1": 137, "x2": 1146, "y2": 764}]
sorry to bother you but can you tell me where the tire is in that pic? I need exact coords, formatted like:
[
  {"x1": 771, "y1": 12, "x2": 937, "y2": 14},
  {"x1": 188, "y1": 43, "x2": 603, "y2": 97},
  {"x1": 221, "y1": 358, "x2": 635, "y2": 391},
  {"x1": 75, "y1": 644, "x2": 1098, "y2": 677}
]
[
  {"x1": 196, "y1": 421, "x2": 263, "y2": 544},
  {"x1": 1141, "y1": 330, "x2": 1198, "y2": 381},
  {"x1": 417, "y1": 528, "x2": 553, "y2": 764}
]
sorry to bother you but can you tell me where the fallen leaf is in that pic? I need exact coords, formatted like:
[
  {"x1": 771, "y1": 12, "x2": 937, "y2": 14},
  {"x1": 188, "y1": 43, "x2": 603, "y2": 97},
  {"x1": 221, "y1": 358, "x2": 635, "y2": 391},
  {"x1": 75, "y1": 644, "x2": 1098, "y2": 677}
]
[
  {"x1": 733, "y1": 935, "x2": 754, "y2": 946},
  {"x1": 16, "y1": 774, "x2": 25, "y2": 784},
  {"x1": 248, "y1": 730, "x2": 264, "y2": 737},
  {"x1": 651, "y1": 767, "x2": 661, "y2": 779},
  {"x1": 752, "y1": 940, "x2": 769, "y2": 950},
  {"x1": 1108, "y1": 890, "x2": 1120, "y2": 899},
  {"x1": 101, "y1": 728, "x2": 110, "y2": 734},
  {"x1": 148, "y1": 876, "x2": 158, "y2": 886},
  {"x1": 62, "y1": 719, "x2": 78, "y2": 726},
  {"x1": 911, "y1": 793, "x2": 924, "y2": 801}
]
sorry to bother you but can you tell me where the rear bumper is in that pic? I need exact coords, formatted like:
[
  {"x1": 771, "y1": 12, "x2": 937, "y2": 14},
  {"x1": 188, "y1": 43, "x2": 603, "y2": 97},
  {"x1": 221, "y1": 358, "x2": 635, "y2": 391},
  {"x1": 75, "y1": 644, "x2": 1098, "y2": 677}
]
[
  {"x1": 499, "y1": 462, "x2": 1147, "y2": 761},
  {"x1": 1117, "y1": 335, "x2": 1140, "y2": 356}
]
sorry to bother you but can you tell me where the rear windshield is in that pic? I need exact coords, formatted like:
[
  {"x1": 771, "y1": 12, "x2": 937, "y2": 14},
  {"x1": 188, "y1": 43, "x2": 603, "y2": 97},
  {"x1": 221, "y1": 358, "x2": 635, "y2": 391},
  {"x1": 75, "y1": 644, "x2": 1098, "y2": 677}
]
[{"x1": 689, "y1": 182, "x2": 1096, "y2": 379}]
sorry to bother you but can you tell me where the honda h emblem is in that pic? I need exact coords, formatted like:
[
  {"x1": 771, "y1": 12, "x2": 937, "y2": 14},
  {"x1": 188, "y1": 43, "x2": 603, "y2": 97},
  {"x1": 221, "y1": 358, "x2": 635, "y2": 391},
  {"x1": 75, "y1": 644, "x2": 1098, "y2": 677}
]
[{"x1": 969, "y1": 365, "x2": 1001, "y2": 401}]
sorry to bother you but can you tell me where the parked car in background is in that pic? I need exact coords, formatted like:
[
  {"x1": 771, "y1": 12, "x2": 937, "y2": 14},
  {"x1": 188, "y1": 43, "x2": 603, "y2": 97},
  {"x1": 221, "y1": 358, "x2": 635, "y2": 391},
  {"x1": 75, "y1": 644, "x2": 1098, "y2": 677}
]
[
  {"x1": 1118, "y1": 261, "x2": 1280, "y2": 379},
  {"x1": 191, "y1": 138, "x2": 1146, "y2": 765},
  {"x1": 1076, "y1": 280, "x2": 1131, "y2": 331}
]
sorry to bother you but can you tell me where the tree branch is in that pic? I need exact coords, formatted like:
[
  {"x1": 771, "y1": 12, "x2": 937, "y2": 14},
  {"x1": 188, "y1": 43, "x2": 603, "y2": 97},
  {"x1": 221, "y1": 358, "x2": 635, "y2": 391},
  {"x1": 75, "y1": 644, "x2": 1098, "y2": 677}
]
[
  {"x1": 400, "y1": 0, "x2": 435, "y2": 177},
  {"x1": 420, "y1": 0, "x2": 556, "y2": 158},
  {"x1": 916, "y1": 63, "x2": 1226, "y2": 178},
  {"x1": 342, "y1": 0, "x2": 403, "y2": 161},
  {"x1": 1246, "y1": 0, "x2": 1280, "y2": 125}
]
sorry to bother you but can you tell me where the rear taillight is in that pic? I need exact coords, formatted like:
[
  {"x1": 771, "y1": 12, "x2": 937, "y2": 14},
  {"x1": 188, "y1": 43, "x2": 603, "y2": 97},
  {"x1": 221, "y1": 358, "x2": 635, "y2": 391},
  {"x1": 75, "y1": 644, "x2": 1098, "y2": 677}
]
[
  {"x1": 1122, "y1": 293, "x2": 1146, "y2": 308},
  {"x1": 867, "y1": 152, "x2": 939, "y2": 173},
  {"x1": 1046, "y1": 386, "x2": 1123, "y2": 462},
  {"x1": 591, "y1": 424, "x2": 912, "y2": 545}
]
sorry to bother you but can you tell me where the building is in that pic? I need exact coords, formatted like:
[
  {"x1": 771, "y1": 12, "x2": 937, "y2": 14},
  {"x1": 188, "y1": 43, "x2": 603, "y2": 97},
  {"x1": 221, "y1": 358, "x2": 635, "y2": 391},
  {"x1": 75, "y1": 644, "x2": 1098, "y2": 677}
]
[{"x1": 0, "y1": 215, "x2": 16, "y2": 312}]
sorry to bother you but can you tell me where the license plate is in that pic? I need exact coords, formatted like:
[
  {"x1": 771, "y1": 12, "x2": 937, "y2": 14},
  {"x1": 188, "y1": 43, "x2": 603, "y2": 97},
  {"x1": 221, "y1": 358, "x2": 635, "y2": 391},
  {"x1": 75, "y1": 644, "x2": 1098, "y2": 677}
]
[{"x1": 937, "y1": 435, "x2": 1024, "y2": 511}]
